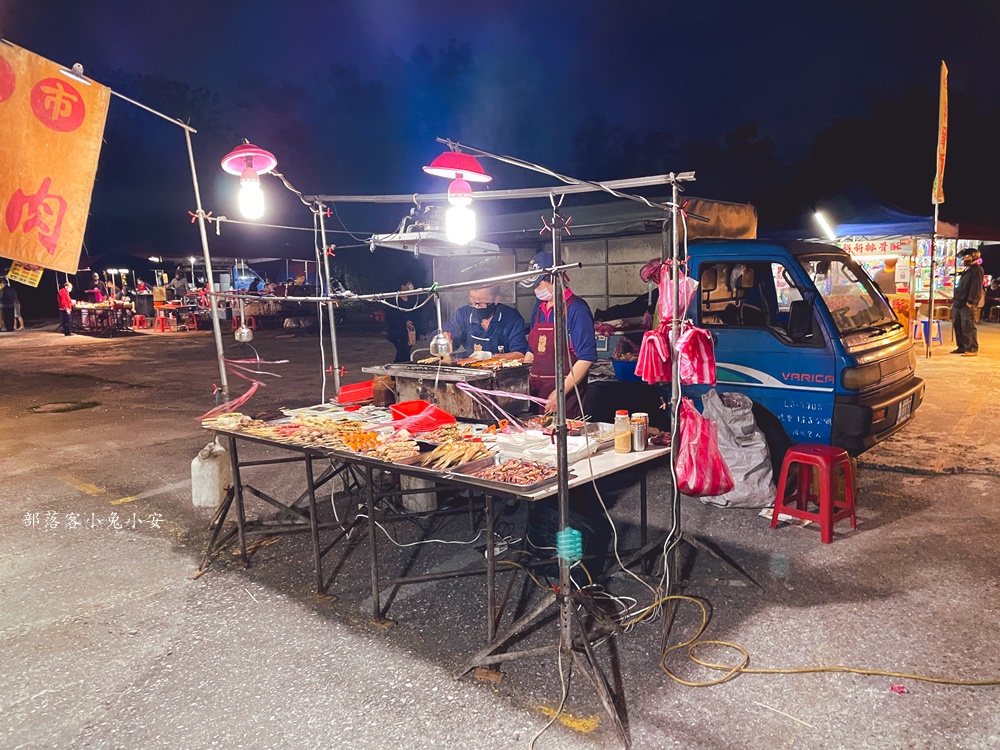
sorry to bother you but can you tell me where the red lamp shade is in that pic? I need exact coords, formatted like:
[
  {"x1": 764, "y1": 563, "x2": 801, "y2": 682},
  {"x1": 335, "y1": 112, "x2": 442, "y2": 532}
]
[
  {"x1": 221, "y1": 143, "x2": 278, "y2": 176},
  {"x1": 422, "y1": 150, "x2": 492, "y2": 183}
]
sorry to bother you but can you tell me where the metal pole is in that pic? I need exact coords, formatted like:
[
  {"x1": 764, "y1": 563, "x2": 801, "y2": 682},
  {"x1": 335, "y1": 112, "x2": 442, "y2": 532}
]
[
  {"x1": 927, "y1": 205, "x2": 938, "y2": 358},
  {"x1": 550, "y1": 204, "x2": 572, "y2": 650},
  {"x1": 317, "y1": 204, "x2": 342, "y2": 395},
  {"x1": 669, "y1": 179, "x2": 683, "y2": 543},
  {"x1": 183, "y1": 129, "x2": 230, "y2": 401},
  {"x1": 207, "y1": 263, "x2": 581, "y2": 307}
]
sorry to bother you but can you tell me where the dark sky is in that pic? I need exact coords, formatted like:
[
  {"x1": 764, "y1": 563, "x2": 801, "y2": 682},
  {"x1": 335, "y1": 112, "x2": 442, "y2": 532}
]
[
  {"x1": 5, "y1": 0, "x2": 997, "y2": 159},
  {"x1": 2, "y1": 0, "x2": 998, "y2": 262}
]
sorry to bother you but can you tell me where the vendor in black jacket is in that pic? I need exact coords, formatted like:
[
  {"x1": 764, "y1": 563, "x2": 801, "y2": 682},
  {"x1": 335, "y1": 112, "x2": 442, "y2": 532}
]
[{"x1": 951, "y1": 247, "x2": 985, "y2": 356}]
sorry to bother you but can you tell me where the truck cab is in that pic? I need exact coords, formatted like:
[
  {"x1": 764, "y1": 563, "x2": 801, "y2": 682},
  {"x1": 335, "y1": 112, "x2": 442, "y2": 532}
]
[{"x1": 684, "y1": 240, "x2": 924, "y2": 456}]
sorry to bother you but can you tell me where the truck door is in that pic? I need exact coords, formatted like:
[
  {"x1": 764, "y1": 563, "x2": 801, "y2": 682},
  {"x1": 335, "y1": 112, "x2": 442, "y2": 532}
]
[{"x1": 688, "y1": 259, "x2": 837, "y2": 444}]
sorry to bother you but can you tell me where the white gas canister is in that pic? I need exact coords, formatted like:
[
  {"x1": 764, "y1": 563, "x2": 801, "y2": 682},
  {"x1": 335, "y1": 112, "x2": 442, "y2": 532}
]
[{"x1": 191, "y1": 441, "x2": 233, "y2": 508}]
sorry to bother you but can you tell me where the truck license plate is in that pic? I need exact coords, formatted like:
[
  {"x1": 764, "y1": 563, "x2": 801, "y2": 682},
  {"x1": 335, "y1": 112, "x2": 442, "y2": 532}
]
[{"x1": 895, "y1": 396, "x2": 913, "y2": 425}]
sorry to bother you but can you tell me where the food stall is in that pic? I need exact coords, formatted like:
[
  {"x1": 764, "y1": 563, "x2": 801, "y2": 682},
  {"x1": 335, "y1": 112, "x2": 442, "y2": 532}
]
[
  {"x1": 71, "y1": 299, "x2": 133, "y2": 336},
  {"x1": 199, "y1": 398, "x2": 665, "y2": 645}
]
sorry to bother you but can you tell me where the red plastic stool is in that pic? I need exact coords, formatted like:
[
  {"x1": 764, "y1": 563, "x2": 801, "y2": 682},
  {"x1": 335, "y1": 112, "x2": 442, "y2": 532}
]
[
  {"x1": 771, "y1": 443, "x2": 857, "y2": 543},
  {"x1": 153, "y1": 316, "x2": 172, "y2": 333},
  {"x1": 231, "y1": 315, "x2": 256, "y2": 331},
  {"x1": 132, "y1": 315, "x2": 148, "y2": 329}
]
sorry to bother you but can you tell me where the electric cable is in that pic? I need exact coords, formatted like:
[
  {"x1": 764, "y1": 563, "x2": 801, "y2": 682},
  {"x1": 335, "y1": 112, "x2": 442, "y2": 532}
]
[
  {"x1": 327, "y1": 201, "x2": 372, "y2": 244},
  {"x1": 654, "y1": 595, "x2": 1000, "y2": 689},
  {"x1": 528, "y1": 647, "x2": 569, "y2": 750},
  {"x1": 353, "y1": 513, "x2": 484, "y2": 548}
]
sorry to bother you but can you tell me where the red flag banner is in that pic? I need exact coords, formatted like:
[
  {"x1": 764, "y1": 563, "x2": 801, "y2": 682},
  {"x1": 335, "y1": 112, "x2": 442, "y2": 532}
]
[
  {"x1": 0, "y1": 42, "x2": 110, "y2": 273},
  {"x1": 931, "y1": 61, "x2": 948, "y2": 205}
]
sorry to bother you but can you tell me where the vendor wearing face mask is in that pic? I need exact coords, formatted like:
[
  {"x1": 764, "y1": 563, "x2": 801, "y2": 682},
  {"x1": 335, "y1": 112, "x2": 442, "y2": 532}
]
[
  {"x1": 442, "y1": 284, "x2": 529, "y2": 360},
  {"x1": 520, "y1": 251, "x2": 598, "y2": 418}
]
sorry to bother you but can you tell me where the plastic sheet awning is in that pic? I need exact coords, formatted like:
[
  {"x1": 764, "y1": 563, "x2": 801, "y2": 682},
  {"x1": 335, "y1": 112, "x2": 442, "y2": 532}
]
[{"x1": 480, "y1": 196, "x2": 758, "y2": 245}]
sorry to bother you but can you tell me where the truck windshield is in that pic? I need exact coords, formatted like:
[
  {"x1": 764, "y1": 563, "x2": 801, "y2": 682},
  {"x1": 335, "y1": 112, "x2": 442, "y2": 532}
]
[{"x1": 798, "y1": 256, "x2": 898, "y2": 334}]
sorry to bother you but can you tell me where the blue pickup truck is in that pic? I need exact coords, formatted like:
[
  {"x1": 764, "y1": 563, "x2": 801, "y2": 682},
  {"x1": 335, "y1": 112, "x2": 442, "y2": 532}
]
[{"x1": 682, "y1": 239, "x2": 924, "y2": 457}]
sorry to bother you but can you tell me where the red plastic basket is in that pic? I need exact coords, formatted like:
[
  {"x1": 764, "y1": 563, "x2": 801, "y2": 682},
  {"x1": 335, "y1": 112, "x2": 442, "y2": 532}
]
[
  {"x1": 390, "y1": 399, "x2": 456, "y2": 433},
  {"x1": 337, "y1": 380, "x2": 374, "y2": 404}
]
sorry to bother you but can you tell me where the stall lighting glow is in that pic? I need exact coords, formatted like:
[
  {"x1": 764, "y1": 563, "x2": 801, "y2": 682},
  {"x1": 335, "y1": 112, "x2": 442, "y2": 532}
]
[
  {"x1": 239, "y1": 167, "x2": 265, "y2": 220},
  {"x1": 814, "y1": 211, "x2": 837, "y2": 241},
  {"x1": 221, "y1": 142, "x2": 278, "y2": 221},
  {"x1": 149, "y1": 256, "x2": 162, "y2": 262},
  {"x1": 445, "y1": 204, "x2": 476, "y2": 245}
]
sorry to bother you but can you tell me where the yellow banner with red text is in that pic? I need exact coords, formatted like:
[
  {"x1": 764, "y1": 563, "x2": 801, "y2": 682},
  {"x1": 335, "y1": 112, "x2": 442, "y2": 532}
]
[{"x1": 0, "y1": 43, "x2": 109, "y2": 274}]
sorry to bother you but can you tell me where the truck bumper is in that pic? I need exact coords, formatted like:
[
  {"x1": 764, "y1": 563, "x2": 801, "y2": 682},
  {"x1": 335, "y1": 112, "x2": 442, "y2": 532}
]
[{"x1": 831, "y1": 377, "x2": 925, "y2": 455}]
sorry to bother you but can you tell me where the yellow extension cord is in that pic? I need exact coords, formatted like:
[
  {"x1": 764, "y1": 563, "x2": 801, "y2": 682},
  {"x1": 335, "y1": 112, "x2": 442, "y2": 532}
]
[
  {"x1": 497, "y1": 559, "x2": 1000, "y2": 689},
  {"x1": 636, "y1": 595, "x2": 1000, "y2": 688}
]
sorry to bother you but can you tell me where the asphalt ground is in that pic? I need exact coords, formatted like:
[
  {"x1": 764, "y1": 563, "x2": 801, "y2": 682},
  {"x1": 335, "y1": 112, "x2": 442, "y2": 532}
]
[{"x1": 1, "y1": 320, "x2": 999, "y2": 749}]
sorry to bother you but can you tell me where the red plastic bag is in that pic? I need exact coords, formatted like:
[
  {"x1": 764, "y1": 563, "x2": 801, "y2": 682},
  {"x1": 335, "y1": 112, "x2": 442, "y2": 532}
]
[
  {"x1": 675, "y1": 397, "x2": 734, "y2": 497},
  {"x1": 676, "y1": 321, "x2": 717, "y2": 385},
  {"x1": 658, "y1": 267, "x2": 699, "y2": 322},
  {"x1": 635, "y1": 327, "x2": 672, "y2": 384}
]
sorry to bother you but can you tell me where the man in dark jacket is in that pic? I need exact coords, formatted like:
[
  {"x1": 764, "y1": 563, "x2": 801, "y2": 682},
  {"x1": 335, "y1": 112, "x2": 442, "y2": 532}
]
[
  {"x1": 951, "y1": 247, "x2": 985, "y2": 356},
  {"x1": 0, "y1": 277, "x2": 17, "y2": 332}
]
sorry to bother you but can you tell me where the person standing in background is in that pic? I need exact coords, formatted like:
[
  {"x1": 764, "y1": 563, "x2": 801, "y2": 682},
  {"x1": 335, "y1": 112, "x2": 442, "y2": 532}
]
[
  {"x1": 951, "y1": 247, "x2": 985, "y2": 357},
  {"x1": 0, "y1": 277, "x2": 17, "y2": 332},
  {"x1": 57, "y1": 281, "x2": 75, "y2": 336},
  {"x1": 167, "y1": 269, "x2": 189, "y2": 300}
]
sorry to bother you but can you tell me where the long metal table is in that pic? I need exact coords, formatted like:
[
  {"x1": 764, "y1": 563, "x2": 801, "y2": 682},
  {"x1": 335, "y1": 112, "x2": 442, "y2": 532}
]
[{"x1": 200, "y1": 427, "x2": 670, "y2": 641}]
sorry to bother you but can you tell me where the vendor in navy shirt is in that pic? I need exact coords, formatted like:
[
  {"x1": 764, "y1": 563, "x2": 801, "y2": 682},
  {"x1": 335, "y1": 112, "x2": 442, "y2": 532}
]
[
  {"x1": 521, "y1": 250, "x2": 598, "y2": 418},
  {"x1": 442, "y1": 284, "x2": 529, "y2": 359}
]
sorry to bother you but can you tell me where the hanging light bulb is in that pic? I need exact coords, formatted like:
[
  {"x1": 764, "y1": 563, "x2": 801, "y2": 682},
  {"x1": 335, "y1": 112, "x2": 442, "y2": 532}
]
[
  {"x1": 221, "y1": 142, "x2": 277, "y2": 221},
  {"x1": 446, "y1": 204, "x2": 476, "y2": 245},
  {"x1": 239, "y1": 164, "x2": 265, "y2": 219},
  {"x1": 444, "y1": 174, "x2": 476, "y2": 244}
]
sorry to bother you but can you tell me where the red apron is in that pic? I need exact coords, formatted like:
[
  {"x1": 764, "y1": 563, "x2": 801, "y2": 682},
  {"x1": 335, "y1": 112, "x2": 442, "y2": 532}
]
[{"x1": 528, "y1": 295, "x2": 588, "y2": 419}]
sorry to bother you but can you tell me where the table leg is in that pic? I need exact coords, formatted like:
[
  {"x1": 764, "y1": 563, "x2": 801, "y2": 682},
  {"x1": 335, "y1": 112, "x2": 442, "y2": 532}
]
[
  {"x1": 640, "y1": 470, "x2": 648, "y2": 549},
  {"x1": 485, "y1": 494, "x2": 496, "y2": 643},
  {"x1": 366, "y1": 466, "x2": 383, "y2": 623},
  {"x1": 228, "y1": 436, "x2": 248, "y2": 568},
  {"x1": 304, "y1": 453, "x2": 324, "y2": 594},
  {"x1": 640, "y1": 470, "x2": 649, "y2": 575}
]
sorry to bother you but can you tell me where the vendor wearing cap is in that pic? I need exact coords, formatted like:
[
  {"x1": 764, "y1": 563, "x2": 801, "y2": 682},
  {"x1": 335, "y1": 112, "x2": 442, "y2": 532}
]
[
  {"x1": 442, "y1": 284, "x2": 529, "y2": 360},
  {"x1": 951, "y1": 246, "x2": 985, "y2": 356},
  {"x1": 521, "y1": 251, "x2": 598, "y2": 418}
]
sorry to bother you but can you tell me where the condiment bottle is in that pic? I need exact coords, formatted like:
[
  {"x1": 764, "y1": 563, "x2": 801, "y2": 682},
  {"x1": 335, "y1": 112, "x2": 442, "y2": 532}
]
[
  {"x1": 630, "y1": 416, "x2": 648, "y2": 452},
  {"x1": 614, "y1": 410, "x2": 632, "y2": 454}
]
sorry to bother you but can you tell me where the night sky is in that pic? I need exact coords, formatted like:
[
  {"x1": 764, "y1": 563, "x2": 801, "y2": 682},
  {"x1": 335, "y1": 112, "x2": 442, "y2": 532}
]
[{"x1": 2, "y1": 0, "x2": 999, "y2": 284}]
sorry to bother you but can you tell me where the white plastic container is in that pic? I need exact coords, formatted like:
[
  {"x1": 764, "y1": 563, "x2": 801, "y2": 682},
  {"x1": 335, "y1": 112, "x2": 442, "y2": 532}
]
[{"x1": 191, "y1": 441, "x2": 233, "y2": 508}]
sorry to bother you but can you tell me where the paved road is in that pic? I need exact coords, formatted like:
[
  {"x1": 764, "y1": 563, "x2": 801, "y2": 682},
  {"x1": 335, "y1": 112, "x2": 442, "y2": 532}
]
[{"x1": 1, "y1": 322, "x2": 998, "y2": 749}]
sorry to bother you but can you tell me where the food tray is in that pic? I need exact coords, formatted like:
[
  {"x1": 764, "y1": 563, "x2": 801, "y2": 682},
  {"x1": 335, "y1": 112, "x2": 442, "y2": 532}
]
[
  {"x1": 449, "y1": 458, "x2": 571, "y2": 495},
  {"x1": 392, "y1": 443, "x2": 498, "y2": 475}
]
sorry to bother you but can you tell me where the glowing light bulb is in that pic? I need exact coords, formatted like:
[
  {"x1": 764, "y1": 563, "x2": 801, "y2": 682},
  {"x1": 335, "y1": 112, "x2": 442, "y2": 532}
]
[
  {"x1": 446, "y1": 204, "x2": 476, "y2": 245},
  {"x1": 239, "y1": 168, "x2": 265, "y2": 219}
]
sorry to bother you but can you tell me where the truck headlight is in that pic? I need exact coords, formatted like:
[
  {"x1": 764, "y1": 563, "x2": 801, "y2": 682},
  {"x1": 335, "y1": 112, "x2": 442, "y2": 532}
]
[{"x1": 842, "y1": 363, "x2": 880, "y2": 390}]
